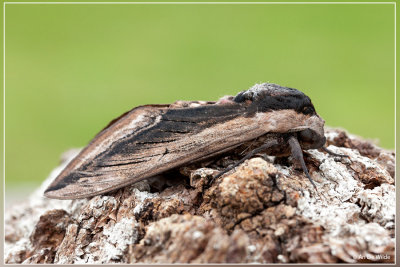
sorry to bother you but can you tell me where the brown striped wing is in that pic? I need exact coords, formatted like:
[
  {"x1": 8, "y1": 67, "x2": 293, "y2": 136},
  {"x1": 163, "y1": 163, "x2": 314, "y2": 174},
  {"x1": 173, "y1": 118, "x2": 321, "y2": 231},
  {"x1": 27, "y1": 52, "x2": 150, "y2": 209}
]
[{"x1": 44, "y1": 103, "x2": 268, "y2": 199}]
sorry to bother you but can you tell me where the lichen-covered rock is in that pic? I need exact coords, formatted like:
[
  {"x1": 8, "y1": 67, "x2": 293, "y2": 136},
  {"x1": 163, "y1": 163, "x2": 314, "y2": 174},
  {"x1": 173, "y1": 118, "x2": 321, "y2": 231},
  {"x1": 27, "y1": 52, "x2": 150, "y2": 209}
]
[
  {"x1": 4, "y1": 129, "x2": 395, "y2": 263},
  {"x1": 130, "y1": 214, "x2": 251, "y2": 263}
]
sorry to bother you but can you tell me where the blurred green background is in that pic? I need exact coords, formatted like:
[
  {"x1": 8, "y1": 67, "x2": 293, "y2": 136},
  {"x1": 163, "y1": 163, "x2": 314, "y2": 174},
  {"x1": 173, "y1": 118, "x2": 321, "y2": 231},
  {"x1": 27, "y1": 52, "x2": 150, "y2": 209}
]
[{"x1": 4, "y1": 3, "x2": 395, "y2": 193}]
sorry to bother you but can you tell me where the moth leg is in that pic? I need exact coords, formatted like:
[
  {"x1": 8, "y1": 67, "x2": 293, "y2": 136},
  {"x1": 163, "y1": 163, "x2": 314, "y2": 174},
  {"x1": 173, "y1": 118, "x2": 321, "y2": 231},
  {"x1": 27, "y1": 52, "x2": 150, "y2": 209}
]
[
  {"x1": 239, "y1": 140, "x2": 256, "y2": 155},
  {"x1": 287, "y1": 136, "x2": 318, "y2": 191},
  {"x1": 321, "y1": 147, "x2": 349, "y2": 158},
  {"x1": 209, "y1": 139, "x2": 279, "y2": 186}
]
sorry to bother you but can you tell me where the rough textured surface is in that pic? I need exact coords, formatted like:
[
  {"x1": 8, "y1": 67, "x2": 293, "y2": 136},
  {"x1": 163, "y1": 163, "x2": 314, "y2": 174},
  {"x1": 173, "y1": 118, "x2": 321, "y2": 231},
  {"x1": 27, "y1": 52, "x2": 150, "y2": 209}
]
[{"x1": 5, "y1": 128, "x2": 395, "y2": 264}]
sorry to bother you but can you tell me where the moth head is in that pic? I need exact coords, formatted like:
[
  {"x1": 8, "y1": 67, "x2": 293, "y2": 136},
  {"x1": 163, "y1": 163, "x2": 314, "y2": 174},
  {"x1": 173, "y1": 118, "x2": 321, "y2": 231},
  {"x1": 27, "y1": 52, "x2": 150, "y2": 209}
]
[{"x1": 296, "y1": 114, "x2": 326, "y2": 149}]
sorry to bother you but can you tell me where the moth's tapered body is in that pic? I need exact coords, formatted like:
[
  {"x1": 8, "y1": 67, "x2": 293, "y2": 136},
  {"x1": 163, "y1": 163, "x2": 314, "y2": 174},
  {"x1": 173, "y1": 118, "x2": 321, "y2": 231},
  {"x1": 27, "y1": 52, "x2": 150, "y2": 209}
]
[{"x1": 45, "y1": 83, "x2": 326, "y2": 199}]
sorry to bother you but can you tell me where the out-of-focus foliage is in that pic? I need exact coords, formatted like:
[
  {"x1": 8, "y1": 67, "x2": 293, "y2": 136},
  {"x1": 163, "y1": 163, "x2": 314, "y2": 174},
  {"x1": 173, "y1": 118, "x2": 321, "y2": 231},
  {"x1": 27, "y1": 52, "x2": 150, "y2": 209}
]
[{"x1": 5, "y1": 3, "x2": 394, "y2": 188}]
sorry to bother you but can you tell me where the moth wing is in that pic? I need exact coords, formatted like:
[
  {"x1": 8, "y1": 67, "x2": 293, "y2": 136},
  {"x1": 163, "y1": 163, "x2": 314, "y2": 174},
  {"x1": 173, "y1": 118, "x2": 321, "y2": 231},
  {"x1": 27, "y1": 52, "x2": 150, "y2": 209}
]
[
  {"x1": 44, "y1": 103, "x2": 267, "y2": 199},
  {"x1": 44, "y1": 105, "x2": 168, "y2": 199}
]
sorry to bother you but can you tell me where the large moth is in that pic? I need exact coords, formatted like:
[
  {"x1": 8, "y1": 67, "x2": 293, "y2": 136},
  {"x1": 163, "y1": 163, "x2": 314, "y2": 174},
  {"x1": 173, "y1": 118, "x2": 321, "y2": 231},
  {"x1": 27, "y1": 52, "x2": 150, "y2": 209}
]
[{"x1": 45, "y1": 83, "x2": 336, "y2": 200}]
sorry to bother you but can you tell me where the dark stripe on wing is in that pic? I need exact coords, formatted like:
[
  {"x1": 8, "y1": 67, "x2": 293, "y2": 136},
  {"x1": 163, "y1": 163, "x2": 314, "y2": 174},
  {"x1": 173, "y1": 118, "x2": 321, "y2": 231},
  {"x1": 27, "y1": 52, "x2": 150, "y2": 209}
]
[{"x1": 46, "y1": 103, "x2": 250, "y2": 195}]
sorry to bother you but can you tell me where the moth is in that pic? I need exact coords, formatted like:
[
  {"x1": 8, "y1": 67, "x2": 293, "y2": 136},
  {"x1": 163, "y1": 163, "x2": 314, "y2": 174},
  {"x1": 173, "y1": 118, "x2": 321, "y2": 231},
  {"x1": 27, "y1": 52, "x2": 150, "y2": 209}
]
[{"x1": 45, "y1": 83, "x2": 339, "y2": 200}]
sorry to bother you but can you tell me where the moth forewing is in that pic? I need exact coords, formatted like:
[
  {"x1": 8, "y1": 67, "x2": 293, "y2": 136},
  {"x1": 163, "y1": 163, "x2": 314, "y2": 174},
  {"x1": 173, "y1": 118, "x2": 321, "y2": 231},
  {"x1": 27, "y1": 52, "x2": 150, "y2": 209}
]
[
  {"x1": 44, "y1": 83, "x2": 327, "y2": 200},
  {"x1": 45, "y1": 104, "x2": 267, "y2": 199}
]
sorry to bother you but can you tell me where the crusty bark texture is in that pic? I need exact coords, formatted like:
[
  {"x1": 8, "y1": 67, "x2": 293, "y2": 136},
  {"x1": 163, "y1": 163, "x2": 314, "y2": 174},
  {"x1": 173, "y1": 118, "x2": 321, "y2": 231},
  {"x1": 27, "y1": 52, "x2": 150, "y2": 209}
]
[{"x1": 5, "y1": 128, "x2": 395, "y2": 264}]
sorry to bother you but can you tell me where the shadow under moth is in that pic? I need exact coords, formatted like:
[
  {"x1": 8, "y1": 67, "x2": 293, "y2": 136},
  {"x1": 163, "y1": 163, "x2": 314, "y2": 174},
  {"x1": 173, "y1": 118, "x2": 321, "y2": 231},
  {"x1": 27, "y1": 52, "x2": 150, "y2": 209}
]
[{"x1": 45, "y1": 83, "x2": 342, "y2": 200}]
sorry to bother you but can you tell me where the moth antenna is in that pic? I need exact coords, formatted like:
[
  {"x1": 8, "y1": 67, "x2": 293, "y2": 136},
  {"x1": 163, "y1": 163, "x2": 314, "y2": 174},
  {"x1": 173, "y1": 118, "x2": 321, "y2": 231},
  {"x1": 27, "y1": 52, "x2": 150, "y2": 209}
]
[
  {"x1": 288, "y1": 136, "x2": 319, "y2": 190},
  {"x1": 321, "y1": 147, "x2": 349, "y2": 158},
  {"x1": 209, "y1": 139, "x2": 279, "y2": 186},
  {"x1": 289, "y1": 137, "x2": 327, "y2": 201}
]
